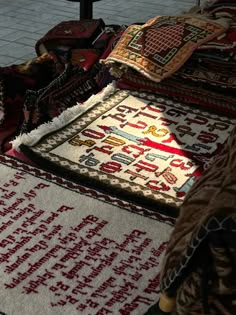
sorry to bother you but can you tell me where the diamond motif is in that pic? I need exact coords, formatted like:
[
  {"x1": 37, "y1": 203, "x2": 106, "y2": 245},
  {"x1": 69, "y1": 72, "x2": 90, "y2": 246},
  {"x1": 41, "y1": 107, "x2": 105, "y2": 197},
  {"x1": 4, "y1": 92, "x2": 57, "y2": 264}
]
[{"x1": 80, "y1": 168, "x2": 87, "y2": 174}]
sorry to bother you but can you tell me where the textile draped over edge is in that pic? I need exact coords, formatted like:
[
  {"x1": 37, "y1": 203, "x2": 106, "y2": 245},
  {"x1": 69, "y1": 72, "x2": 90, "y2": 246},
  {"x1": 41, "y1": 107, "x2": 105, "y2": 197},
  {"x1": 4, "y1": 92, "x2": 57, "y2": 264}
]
[{"x1": 159, "y1": 126, "x2": 236, "y2": 314}]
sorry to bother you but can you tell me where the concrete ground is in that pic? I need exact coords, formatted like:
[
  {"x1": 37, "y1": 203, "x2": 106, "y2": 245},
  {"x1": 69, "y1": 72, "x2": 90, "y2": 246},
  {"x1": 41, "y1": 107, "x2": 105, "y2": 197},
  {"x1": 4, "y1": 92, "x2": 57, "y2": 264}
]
[{"x1": 0, "y1": 0, "x2": 196, "y2": 66}]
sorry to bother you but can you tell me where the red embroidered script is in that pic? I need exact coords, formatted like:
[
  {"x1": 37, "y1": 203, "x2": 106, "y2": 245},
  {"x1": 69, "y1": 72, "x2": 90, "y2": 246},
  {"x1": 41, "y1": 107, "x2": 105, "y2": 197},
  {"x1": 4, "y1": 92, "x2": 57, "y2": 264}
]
[{"x1": 0, "y1": 170, "x2": 169, "y2": 314}]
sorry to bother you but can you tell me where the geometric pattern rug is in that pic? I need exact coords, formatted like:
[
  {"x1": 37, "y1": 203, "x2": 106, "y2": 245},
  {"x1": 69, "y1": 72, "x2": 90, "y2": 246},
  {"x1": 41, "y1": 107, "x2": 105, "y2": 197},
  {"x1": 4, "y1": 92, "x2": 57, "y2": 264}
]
[
  {"x1": 0, "y1": 154, "x2": 173, "y2": 315},
  {"x1": 13, "y1": 84, "x2": 236, "y2": 218},
  {"x1": 102, "y1": 15, "x2": 226, "y2": 82}
]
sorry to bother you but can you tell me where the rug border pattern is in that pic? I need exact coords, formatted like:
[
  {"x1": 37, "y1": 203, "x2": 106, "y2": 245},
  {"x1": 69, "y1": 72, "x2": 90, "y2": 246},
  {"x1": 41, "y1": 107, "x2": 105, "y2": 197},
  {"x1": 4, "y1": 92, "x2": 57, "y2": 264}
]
[
  {"x1": 0, "y1": 154, "x2": 175, "y2": 226},
  {"x1": 19, "y1": 89, "x2": 236, "y2": 218}
]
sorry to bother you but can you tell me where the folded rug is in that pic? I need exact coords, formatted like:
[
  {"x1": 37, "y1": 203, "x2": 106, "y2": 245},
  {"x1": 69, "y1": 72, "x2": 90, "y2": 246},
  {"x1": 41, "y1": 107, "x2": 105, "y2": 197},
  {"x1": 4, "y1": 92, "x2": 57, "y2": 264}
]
[
  {"x1": 0, "y1": 154, "x2": 173, "y2": 315},
  {"x1": 155, "y1": 125, "x2": 236, "y2": 315},
  {"x1": 0, "y1": 55, "x2": 55, "y2": 153},
  {"x1": 35, "y1": 19, "x2": 105, "y2": 56},
  {"x1": 21, "y1": 64, "x2": 100, "y2": 134},
  {"x1": 201, "y1": 0, "x2": 236, "y2": 16},
  {"x1": 12, "y1": 84, "x2": 236, "y2": 217},
  {"x1": 20, "y1": 26, "x2": 126, "y2": 135},
  {"x1": 197, "y1": 21, "x2": 236, "y2": 52},
  {"x1": 102, "y1": 14, "x2": 228, "y2": 82},
  {"x1": 176, "y1": 55, "x2": 236, "y2": 90}
]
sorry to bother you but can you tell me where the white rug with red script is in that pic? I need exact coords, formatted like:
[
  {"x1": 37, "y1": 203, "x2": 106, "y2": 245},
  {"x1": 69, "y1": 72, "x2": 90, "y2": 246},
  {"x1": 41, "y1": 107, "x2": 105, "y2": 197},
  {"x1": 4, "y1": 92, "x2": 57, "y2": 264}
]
[{"x1": 0, "y1": 154, "x2": 174, "y2": 315}]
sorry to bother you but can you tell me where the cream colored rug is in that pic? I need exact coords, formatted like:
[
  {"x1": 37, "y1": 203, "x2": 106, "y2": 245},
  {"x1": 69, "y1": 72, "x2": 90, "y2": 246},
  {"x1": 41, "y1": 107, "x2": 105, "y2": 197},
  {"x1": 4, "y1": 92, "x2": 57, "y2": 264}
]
[
  {"x1": 13, "y1": 84, "x2": 236, "y2": 217},
  {"x1": 0, "y1": 154, "x2": 173, "y2": 315}
]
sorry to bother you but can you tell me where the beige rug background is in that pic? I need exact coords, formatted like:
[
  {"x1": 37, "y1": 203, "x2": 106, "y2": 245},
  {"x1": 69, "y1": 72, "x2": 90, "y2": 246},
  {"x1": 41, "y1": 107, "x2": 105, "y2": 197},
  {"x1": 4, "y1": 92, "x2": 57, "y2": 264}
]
[{"x1": 0, "y1": 155, "x2": 173, "y2": 315}]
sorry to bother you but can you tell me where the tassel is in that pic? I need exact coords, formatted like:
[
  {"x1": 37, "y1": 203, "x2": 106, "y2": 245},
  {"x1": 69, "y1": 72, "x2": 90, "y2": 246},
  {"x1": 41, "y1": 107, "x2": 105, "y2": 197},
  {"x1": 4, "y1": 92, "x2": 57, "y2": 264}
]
[{"x1": 159, "y1": 293, "x2": 176, "y2": 313}]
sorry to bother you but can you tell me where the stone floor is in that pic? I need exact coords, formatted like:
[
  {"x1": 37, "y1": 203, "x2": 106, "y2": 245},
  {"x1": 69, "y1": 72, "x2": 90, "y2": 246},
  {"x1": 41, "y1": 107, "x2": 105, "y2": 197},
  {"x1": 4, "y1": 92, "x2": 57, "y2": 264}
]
[{"x1": 0, "y1": 0, "x2": 196, "y2": 66}]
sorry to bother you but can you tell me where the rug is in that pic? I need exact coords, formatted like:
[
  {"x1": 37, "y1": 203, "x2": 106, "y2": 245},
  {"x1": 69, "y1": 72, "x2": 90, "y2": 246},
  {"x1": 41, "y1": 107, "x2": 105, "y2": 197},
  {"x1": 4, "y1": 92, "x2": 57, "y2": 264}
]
[
  {"x1": 157, "y1": 126, "x2": 236, "y2": 315},
  {"x1": 201, "y1": 0, "x2": 236, "y2": 16},
  {"x1": 102, "y1": 15, "x2": 227, "y2": 82},
  {"x1": 35, "y1": 19, "x2": 105, "y2": 56},
  {"x1": 197, "y1": 21, "x2": 236, "y2": 52},
  {"x1": 176, "y1": 57, "x2": 236, "y2": 90},
  {"x1": 20, "y1": 25, "x2": 125, "y2": 135},
  {"x1": 21, "y1": 64, "x2": 100, "y2": 134},
  {"x1": 0, "y1": 55, "x2": 55, "y2": 153},
  {"x1": 13, "y1": 84, "x2": 236, "y2": 218},
  {"x1": 117, "y1": 69, "x2": 236, "y2": 117},
  {"x1": 0, "y1": 154, "x2": 173, "y2": 315}
]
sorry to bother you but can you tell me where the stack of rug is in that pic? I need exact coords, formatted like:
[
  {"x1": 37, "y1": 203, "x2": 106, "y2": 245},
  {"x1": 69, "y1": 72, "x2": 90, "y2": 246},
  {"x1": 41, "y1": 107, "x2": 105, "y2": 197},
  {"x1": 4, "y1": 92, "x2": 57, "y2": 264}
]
[
  {"x1": 102, "y1": 0, "x2": 236, "y2": 117},
  {"x1": 173, "y1": 0, "x2": 236, "y2": 113}
]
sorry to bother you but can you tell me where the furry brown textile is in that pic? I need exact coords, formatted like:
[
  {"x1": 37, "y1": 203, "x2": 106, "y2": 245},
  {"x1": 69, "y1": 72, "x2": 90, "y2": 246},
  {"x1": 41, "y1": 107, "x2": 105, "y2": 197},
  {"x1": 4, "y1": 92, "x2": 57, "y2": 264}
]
[{"x1": 159, "y1": 126, "x2": 236, "y2": 314}]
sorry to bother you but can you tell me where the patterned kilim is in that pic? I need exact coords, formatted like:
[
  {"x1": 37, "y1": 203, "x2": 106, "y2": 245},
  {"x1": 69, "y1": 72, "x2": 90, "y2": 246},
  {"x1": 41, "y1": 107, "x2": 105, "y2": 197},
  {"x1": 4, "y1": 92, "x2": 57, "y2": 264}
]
[
  {"x1": 102, "y1": 15, "x2": 226, "y2": 82},
  {"x1": 117, "y1": 69, "x2": 236, "y2": 116},
  {"x1": 0, "y1": 154, "x2": 174, "y2": 315},
  {"x1": 14, "y1": 86, "x2": 236, "y2": 218},
  {"x1": 177, "y1": 62, "x2": 236, "y2": 90}
]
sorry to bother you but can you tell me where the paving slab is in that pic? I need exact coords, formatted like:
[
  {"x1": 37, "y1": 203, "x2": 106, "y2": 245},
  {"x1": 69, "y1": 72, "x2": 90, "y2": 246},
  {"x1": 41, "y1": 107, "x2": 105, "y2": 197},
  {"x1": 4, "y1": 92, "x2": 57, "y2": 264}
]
[{"x1": 0, "y1": 0, "x2": 196, "y2": 66}]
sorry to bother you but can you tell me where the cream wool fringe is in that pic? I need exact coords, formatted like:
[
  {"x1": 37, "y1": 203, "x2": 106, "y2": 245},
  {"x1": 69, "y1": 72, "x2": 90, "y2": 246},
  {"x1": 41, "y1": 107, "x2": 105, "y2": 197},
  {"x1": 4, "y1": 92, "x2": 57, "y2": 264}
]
[{"x1": 12, "y1": 82, "x2": 117, "y2": 151}]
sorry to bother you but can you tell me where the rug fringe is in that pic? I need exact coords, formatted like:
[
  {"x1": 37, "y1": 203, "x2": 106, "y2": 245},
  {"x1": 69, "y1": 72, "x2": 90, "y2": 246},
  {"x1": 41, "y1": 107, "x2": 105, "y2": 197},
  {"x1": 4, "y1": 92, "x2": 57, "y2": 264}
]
[{"x1": 12, "y1": 82, "x2": 117, "y2": 151}]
